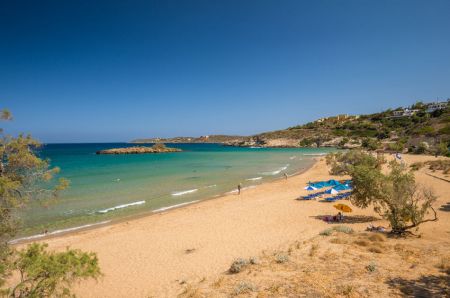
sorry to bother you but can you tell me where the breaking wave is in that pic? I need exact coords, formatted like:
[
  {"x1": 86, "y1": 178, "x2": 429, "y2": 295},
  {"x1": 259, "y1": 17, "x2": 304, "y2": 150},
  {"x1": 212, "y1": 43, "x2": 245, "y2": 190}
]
[
  {"x1": 9, "y1": 221, "x2": 111, "y2": 244},
  {"x1": 171, "y1": 189, "x2": 198, "y2": 196},
  {"x1": 97, "y1": 200, "x2": 146, "y2": 214}
]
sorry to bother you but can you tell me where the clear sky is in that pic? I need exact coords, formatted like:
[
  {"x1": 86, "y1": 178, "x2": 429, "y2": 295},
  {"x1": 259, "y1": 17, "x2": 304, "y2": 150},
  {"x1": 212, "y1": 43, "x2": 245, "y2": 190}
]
[{"x1": 1, "y1": 0, "x2": 450, "y2": 143}]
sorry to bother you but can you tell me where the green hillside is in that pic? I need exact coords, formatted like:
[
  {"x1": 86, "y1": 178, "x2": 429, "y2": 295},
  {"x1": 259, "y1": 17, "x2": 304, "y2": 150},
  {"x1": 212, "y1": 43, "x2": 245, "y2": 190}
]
[{"x1": 254, "y1": 100, "x2": 450, "y2": 155}]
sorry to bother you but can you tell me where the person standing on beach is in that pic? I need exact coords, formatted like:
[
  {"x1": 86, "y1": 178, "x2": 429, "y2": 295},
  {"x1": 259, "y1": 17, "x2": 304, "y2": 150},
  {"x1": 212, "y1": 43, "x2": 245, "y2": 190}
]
[
  {"x1": 284, "y1": 173, "x2": 288, "y2": 180},
  {"x1": 237, "y1": 183, "x2": 242, "y2": 195}
]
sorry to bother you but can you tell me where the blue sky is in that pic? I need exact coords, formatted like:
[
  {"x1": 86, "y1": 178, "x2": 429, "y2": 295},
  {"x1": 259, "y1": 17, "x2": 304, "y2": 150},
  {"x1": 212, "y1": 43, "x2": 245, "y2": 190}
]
[{"x1": 1, "y1": 0, "x2": 450, "y2": 143}]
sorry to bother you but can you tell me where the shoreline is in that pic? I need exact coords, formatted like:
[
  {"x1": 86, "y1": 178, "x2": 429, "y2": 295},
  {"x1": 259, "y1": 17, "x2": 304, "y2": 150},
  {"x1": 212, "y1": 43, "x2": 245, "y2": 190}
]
[
  {"x1": 11, "y1": 160, "x2": 317, "y2": 245},
  {"x1": 14, "y1": 154, "x2": 450, "y2": 297}
]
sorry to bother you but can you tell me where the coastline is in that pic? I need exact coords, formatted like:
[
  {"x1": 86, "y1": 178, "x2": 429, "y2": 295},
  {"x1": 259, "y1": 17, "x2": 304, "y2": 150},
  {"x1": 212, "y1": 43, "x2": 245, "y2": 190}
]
[
  {"x1": 15, "y1": 154, "x2": 450, "y2": 297},
  {"x1": 11, "y1": 159, "x2": 317, "y2": 245}
]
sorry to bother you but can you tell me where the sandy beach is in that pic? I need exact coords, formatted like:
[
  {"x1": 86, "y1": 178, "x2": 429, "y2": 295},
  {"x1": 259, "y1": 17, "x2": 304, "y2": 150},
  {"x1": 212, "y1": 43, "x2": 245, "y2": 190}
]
[{"x1": 18, "y1": 154, "x2": 450, "y2": 297}]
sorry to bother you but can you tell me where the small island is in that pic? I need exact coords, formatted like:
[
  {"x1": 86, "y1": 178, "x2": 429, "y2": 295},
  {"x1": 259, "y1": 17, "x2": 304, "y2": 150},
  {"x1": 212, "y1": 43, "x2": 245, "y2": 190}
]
[{"x1": 96, "y1": 143, "x2": 182, "y2": 154}]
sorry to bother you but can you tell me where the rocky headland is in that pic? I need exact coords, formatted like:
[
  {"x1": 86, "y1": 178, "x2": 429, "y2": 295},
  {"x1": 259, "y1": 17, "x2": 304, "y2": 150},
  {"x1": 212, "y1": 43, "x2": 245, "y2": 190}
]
[{"x1": 96, "y1": 144, "x2": 182, "y2": 154}]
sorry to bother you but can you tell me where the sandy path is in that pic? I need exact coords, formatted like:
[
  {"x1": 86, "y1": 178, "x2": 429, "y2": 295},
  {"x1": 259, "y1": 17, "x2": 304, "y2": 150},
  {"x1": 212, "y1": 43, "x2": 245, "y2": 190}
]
[{"x1": 24, "y1": 154, "x2": 449, "y2": 297}]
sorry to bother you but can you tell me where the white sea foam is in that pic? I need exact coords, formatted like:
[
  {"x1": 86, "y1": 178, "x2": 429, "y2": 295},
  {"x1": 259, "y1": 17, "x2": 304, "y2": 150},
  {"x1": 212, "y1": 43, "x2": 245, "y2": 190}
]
[
  {"x1": 152, "y1": 200, "x2": 199, "y2": 212},
  {"x1": 260, "y1": 164, "x2": 289, "y2": 175},
  {"x1": 303, "y1": 153, "x2": 326, "y2": 156},
  {"x1": 97, "y1": 200, "x2": 146, "y2": 214},
  {"x1": 9, "y1": 221, "x2": 111, "y2": 244},
  {"x1": 246, "y1": 177, "x2": 263, "y2": 181},
  {"x1": 171, "y1": 189, "x2": 198, "y2": 196},
  {"x1": 249, "y1": 146, "x2": 263, "y2": 149},
  {"x1": 289, "y1": 156, "x2": 297, "y2": 160},
  {"x1": 206, "y1": 184, "x2": 217, "y2": 188}
]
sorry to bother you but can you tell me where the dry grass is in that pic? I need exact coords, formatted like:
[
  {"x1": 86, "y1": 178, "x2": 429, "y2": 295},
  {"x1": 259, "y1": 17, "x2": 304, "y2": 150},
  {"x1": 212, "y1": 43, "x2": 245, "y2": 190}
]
[
  {"x1": 309, "y1": 243, "x2": 319, "y2": 257},
  {"x1": 436, "y1": 257, "x2": 450, "y2": 274},
  {"x1": 183, "y1": 231, "x2": 450, "y2": 297},
  {"x1": 368, "y1": 245, "x2": 383, "y2": 254},
  {"x1": 178, "y1": 284, "x2": 203, "y2": 298}
]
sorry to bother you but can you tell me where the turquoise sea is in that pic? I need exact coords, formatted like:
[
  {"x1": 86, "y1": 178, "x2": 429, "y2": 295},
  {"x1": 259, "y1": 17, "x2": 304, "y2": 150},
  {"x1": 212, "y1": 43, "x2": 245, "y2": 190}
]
[{"x1": 16, "y1": 143, "x2": 335, "y2": 240}]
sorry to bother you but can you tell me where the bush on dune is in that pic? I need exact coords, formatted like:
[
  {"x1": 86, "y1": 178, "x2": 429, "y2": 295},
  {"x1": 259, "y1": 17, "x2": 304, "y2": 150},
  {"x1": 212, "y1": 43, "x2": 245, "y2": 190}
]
[{"x1": 326, "y1": 150, "x2": 438, "y2": 235}]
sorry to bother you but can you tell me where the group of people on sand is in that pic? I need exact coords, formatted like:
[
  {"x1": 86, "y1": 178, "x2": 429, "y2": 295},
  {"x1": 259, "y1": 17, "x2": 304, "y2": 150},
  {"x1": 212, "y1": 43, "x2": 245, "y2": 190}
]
[
  {"x1": 323, "y1": 212, "x2": 345, "y2": 223},
  {"x1": 366, "y1": 223, "x2": 386, "y2": 232}
]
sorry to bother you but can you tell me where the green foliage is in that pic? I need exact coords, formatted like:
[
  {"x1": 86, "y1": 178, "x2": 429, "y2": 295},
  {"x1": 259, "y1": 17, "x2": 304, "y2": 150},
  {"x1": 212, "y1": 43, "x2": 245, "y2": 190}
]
[
  {"x1": 9, "y1": 243, "x2": 101, "y2": 297},
  {"x1": 333, "y1": 226, "x2": 354, "y2": 234},
  {"x1": 415, "y1": 142, "x2": 429, "y2": 154},
  {"x1": 299, "y1": 138, "x2": 314, "y2": 147},
  {"x1": 1, "y1": 109, "x2": 100, "y2": 296},
  {"x1": 338, "y1": 137, "x2": 349, "y2": 147},
  {"x1": 361, "y1": 138, "x2": 380, "y2": 151},
  {"x1": 332, "y1": 129, "x2": 348, "y2": 137},
  {"x1": 415, "y1": 126, "x2": 435, "y2": 136},
  {"x1": 438, "y1": 124, "x2": 450, "y2": 135},
  {"x1": 437, "y1": 142, "x2": 450, "y2": 157},
  {"x1": 319, "y1": 226, "x2": 353, "y2": 236},
  {"x1": 388, "y1": 141, "x2": 405, "y2": 152},
  {"x1": 325, "y1": 150, "x2": 385, "y2": 176},
  {"x1": 411, "y1": 101, "x2": 425, "y2": 110},
  {"x1": 333, "y1": 151, "x2": 438, "y2": 234},
  {"x1": 319, "y1": 228, "x2": 334, "y2": 236}
]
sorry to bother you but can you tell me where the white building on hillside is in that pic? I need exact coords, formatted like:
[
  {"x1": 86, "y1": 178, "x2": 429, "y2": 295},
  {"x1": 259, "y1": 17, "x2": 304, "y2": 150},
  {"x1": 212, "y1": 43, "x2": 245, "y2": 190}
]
[{"x1": 426, "y1": 101, "x2": 447, "y2": 113}]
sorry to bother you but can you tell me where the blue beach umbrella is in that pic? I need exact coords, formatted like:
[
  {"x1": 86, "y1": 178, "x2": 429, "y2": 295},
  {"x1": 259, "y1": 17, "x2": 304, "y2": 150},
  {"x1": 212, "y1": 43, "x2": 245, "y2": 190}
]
[
  {"x1": 325, "y1": 188, "x2": 339, "y2": 194},
  {"x1": 304, "y1": 185, "x2": 317, "y2": 191}
]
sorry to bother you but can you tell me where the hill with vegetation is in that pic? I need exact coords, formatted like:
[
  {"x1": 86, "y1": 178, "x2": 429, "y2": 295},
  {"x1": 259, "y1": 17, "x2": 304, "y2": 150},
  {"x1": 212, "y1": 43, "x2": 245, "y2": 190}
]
[{"x1": 226, "y1": 100, "x2": 450, "y2": 156}]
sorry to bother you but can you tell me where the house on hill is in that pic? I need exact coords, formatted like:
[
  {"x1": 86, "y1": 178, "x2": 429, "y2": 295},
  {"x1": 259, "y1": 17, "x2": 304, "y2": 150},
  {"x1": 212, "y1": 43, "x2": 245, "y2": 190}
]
[
  {"x1": 390, "y1": 108, "x2": 419, "y2": 118},
  {"x1": 426, "y1": 101, "x2": 447, "y2": 113}
]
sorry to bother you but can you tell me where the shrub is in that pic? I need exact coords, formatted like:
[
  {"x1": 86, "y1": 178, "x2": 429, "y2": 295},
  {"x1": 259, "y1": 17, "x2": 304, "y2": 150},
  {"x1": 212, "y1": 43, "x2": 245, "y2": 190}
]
[
  {"x1": 274, "y1": 253, "x2": 289, "y2": 263},
  {"x1": 229, "y1": 258, "x2": 249, "y2": 274},
  {"x1": 334, "y1": 226, "x2": 354, "y2": 234},
  {"x1": 366, "y1": 262, "x2": 377, "y2": 272},
  {"x1": 9, "y1": 243, "x2": 101, "y2": 297},
  {"x1": 326, "y1": 150, "x2": 385, "y2": 176},
  {"x1": 362, "y1": 138, "x2": 380, "y2": 151},
  {"x1": 319, "y1": 228, "x2": 334, "y2": 236},
  {"x1": 233, "y1": 281, "x2": 256, "y2": 295},
  {"x1": 346, "y1": 154, "x2": 438, "y2": 234}
]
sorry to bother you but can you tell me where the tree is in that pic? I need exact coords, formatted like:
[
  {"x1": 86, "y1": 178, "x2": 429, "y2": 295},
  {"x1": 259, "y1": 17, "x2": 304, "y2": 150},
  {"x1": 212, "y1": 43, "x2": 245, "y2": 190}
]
[
  {"x1": 10, "y1": 243, "x2": 100, "y2": 297},
  {"x1": 325, "y1": 149, "x2": 385, "y2": 176},
  {"x1": 327, "y1": 150, "x2": 438, "y2": 234},
  {"x1": 1, "y1": 109, "x2": 101, "y2": 296},
  {"x1": 436, "y1": 141, "x2": 450, "y2": 157},
  {"x1": 361, "y1": 138, "x2": 380, "y2": 151}
]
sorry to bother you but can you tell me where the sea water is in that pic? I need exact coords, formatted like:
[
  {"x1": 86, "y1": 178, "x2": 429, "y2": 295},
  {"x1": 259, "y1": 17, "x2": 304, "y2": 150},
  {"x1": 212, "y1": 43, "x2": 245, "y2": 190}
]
[{"x1": 16, "y1": 143, "x2": 335, "y2": 238}]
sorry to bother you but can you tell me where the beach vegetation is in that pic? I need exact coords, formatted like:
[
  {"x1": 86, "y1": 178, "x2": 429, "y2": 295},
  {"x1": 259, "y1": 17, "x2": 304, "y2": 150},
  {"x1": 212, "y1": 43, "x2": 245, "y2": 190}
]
[
  {"x1": 233, "y1": 281, "x2": 256, "y2": 295},
  {"x1": 319, "y1": 228, "x2": 334, "y2": 236},
  {"x1": 1, "y1": 109, "x2": 101, "y2": 296},
  {"x1": 330, "y1": 150, "x2": 438, "y2": 235},
  {"x1": 9, "y1": 243, "x2": 100, "y2": 297},
  {"x1": 361, "y1": 138, "x2": 381, "y2": 151},
  {"x1": 366, "y1": 262, "x2": 377, "y2": 273},
  {"x1": 326, "y1": 149, "x2": 385, "y2": 176},
  {"x1": 228, "y1": 258, "x2": 249, "y2": 274},
  {"x1": 274, "y1": 252, "x2": 289, "y2": 263}
]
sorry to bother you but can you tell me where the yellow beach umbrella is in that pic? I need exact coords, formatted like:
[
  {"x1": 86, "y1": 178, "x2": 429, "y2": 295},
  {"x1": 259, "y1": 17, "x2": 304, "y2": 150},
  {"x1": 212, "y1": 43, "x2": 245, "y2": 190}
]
[{"x1": 334, "y1": 204, "x2": 352, "y2": 213}]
